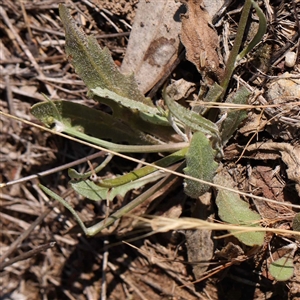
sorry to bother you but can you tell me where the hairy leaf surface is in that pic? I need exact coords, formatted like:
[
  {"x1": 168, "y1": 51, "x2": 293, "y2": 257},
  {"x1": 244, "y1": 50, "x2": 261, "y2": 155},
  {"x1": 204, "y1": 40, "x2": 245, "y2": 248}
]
[
  {"x1": 59, "y1": 4, "x2": 150, "y2": 105},
  {"x1": 183, "y1": 132, "x2": 218, "y2": 198},
  {"x1": 220, "y1": 86, "x2": 250, "y2": 145},
  {"x1": 214, "y1": 171, "x2": 265, "y2": 246},
  {"x1": 164, "y1": 90, "x2": 220, "y2": 140}
]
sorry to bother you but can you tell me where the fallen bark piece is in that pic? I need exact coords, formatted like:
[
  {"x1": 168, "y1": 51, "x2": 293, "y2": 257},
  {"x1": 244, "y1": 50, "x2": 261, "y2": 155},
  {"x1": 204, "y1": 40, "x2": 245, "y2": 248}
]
[{"x1": 120, "y1": 0, "x2": 184, "y2": 94}]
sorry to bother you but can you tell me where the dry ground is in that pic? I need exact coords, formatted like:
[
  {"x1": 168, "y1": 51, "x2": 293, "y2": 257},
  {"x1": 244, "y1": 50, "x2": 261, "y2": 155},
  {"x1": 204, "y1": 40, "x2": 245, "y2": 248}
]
[{"x1": 1, "y1": 1, "x2": 300, "y2": 299}]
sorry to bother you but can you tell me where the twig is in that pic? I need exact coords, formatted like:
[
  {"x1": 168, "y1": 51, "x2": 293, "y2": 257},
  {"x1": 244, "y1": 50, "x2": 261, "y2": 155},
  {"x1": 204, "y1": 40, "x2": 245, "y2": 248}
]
[
  {"x1": 0, "y1": 208, "x2": 52, "y2": 265},
  {"x1": 0, "y1": 242, "x2": 56, "y2": 270},
  {"x1": 19, "y1": 0, "x2": 33, "y2": 39},
  {"x1": 292, "y1": 0, "x2": 300, "y2": 64},
  {"x1": 0, "y1": 6, "x2": 53, "y2": 94},
  {"x1": 101, "y1": 239, "x2": 109, "y2": 300},
  {"x1": 2, "y1": 151, "x2": 106, "y2": 187}
]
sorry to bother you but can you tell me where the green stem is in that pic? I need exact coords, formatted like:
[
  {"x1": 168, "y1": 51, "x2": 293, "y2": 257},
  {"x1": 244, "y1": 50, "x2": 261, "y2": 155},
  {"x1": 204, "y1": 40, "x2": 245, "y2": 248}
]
[
  {"x1": 98, "y1": 147, "x2": 188, "y2": 187},
  {"x1": 85, "y1": 169, "x2": 180, "y2": 236},
  {"x1": 39, "y1": 184, "x2": 89, "y2": 236},
  {"x1": 64, "y1": 126, "x2": 189, "y2": 153},
  {"x1": 237, "y1": 1, "x2": 267, "y2": 61},
  {"x1": 220, "y1": 0, "x2": 266, "y2": 93},
  {"x1": 40, "y1": 171, "x2": 178, "y2": 236},
  {"x1": 220, "y1": 0, "x2": 253, "y2": 91}
]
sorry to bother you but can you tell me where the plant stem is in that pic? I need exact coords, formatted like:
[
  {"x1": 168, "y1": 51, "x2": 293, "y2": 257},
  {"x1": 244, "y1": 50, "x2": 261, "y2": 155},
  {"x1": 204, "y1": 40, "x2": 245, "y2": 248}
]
[
  {"x1": 85, "y1": 166, "x2": 181, "y2": 236},
  {"x1": 220, "y1": 0, "x2": 253, "y2": 91},
  {"x1": 237, "y1": 1, "x2": 267, "y2": 61},
  {"x1": 64, "y1": 125, "x2": 189, "y2": 153}
]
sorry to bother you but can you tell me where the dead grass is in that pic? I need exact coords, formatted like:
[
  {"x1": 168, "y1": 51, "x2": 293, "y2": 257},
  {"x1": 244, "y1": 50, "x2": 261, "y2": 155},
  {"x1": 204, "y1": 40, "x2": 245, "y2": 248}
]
[{"x1": 1, "y1": 0, "x2": 300, "y2": 299}]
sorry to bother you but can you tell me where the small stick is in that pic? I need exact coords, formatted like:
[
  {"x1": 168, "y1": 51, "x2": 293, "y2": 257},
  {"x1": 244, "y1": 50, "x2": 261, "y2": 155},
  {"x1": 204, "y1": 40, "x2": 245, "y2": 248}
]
[
  {"x1": 0, "y1": 242, "x2": 56, "y2": 270},
  {"x1": 0, "y1": 6, "x2": 53, "y2": 94},
  {"x1": 0, "y1": 208, "x2": 52, "y2": 265},
  {"x1": 2, "y1": 151, "x2": 107, "y2": 187}
]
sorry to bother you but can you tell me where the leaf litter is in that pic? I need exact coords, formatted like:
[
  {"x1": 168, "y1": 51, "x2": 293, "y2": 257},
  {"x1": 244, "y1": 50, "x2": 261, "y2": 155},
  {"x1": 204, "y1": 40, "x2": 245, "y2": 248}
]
[{"x1": 1, "y1": 0, "x2": 300, "y2": 299}]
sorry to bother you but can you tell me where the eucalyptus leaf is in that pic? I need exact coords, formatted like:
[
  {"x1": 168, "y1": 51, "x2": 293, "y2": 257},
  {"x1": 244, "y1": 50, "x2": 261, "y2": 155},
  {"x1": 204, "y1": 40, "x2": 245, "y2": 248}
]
[
  {"x1": 183, "y1": 132, "x2": 218, "y2": 198},
  {"x1": 214, "y1": 172, "x2": 265, "y2": 246},
  {"x1": 269, "y1": 256, "x2": 294, "y2": 281},
  {"x1": 59, "y1": 4, "x2": 147, "y2": 104}
]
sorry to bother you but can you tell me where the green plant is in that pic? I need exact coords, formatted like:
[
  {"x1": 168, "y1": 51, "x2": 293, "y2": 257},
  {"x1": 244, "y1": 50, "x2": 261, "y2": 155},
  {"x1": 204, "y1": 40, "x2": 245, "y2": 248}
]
[{"x1": 31, "y1": 1, "x2": 268, "y2": 248}]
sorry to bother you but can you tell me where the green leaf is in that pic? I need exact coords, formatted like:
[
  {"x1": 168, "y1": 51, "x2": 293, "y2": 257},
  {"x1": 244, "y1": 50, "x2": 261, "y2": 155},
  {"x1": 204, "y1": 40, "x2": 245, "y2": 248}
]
[
  {"x1": 70, "y1": 180, "x2": 107, "y2": 201},
  {"x1": 70, "y1": 171, "x2": 165, "y2": 201},
  {"x1": 220, "y1": 86, "x2": 250, "y2": 145},
  {"x1": 59, "y1": 4, "x2": 148, "y2": 105},
  {"x1": 236, "y1": 0, "x2": 267, "y2": 61},
  {"x1": 269, "y1": 256, "x2": 294, "y2": 281},
  {"x1": 164, "y1": 89, "x2": 220, "y2": 142},
  {"x1": 55, "y1": 5, "x2": 180, "y2": 143},
  {"x1": 91, "y1": 87, "x2": 169, "y2": 126},
  {"x1": 204, "y1": 82, "x2": 224, "y2": 103},
  {"x1": 68, "y1": 154, "x2": 113, "y2": 180},
  {"x1": 39, "y1": 184, "x2": 89, "y2": 235},
  {"x1": 68, "y1": 148, "x2": 188, "y2": 188},
  {"x1": 192, "y1": 83, "x2": 224, "y2": 115},
  {"x1": 69, "y1": 147, "x2": 187, "y2": 200},
  {"x1": 183, "y1": 132, "x2": 218, "y2": 198},
  {"x1": 31, "y1": 99, "x2": 155, "y2": 145},
  {"x1": 214, "y1": 172, "x2": 265, "y2": 246}
]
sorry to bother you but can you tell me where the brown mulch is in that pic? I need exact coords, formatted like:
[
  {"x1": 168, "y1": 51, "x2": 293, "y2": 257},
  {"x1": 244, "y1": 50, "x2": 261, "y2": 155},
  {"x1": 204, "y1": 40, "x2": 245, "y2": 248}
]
[{"x1": 1, "y1": 1, "x2": 300, "y2": 299}]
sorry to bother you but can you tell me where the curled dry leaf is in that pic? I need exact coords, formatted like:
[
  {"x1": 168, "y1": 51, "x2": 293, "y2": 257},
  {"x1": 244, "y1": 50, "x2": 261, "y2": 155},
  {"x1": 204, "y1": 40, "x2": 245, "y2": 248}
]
[
  {"x1": 246, "y1": 142, "x2": 300, "y2": 196},
  {"x1": 179, "y1": 0, "x2": 223, "y2": 80}
]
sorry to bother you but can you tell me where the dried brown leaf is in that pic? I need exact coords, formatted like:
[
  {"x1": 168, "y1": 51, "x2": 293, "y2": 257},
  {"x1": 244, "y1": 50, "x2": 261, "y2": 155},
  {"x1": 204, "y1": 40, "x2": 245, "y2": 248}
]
[
  {"x1": 179, "y1": 0, "x2": 223, "y2": 79},
  {"x1": 246, "y1": 142, "x2": 300, "y2": 196}
]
